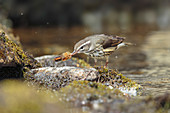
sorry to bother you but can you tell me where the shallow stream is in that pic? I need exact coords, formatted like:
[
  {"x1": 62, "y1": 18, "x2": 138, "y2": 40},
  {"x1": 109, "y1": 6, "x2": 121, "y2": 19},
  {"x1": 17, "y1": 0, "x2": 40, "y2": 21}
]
[{"x1": 124, "y1": 31, "x2": 170, "y2": 96}]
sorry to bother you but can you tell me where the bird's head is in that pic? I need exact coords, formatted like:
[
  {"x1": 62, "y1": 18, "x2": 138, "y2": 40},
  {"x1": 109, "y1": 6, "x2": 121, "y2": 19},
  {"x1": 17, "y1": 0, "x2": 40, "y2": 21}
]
[{"x1": 71, "y1": 39, "x2": 91, "y2": 56}]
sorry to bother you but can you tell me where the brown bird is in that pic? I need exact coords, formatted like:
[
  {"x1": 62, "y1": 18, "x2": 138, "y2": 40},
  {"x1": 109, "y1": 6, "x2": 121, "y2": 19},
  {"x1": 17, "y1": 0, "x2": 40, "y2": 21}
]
[{"x1": 70, "y1": 34, "x2": 133, "y2": 67}]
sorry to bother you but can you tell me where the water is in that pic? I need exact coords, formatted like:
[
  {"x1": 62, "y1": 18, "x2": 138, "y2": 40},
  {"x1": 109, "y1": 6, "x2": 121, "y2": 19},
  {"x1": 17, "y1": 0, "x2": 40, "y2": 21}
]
[{"x1": 124, "y1": 31, "x2": 170, "y2": 96}]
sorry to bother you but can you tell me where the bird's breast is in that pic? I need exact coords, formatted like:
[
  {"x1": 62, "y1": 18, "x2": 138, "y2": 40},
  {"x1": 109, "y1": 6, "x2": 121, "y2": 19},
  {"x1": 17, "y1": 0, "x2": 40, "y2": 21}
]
[
  {"x1": 85, "y1": 50, "x2": 111, "y2": 58},
  {"x1": 83, "y1": 45, "x2": 117, "y2": 58}
]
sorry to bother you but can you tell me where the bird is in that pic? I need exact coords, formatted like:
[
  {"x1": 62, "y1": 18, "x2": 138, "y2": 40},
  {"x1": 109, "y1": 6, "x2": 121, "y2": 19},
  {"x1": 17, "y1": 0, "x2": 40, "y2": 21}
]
[{"x1": 71, "y1": 34, "x2": 132, "y2": 67}]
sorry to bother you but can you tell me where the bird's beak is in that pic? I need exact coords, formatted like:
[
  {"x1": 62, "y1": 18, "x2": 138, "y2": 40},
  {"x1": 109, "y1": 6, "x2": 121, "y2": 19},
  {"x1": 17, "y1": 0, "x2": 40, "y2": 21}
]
[{"x1": 71, "y1": 50, "x2": 78, "y2": 56}]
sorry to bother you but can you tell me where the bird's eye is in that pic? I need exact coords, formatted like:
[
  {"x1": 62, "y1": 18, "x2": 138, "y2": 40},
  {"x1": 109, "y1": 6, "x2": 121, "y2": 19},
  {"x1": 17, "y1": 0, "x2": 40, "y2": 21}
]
[{"x1": 80, "y1": 46, "x2": 84, "y2": 50}]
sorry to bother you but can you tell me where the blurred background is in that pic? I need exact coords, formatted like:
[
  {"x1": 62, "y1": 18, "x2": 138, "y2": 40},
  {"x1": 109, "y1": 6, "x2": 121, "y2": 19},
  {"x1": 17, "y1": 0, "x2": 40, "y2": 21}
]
[{"x1": 1, "y1": 0, "x2": 170, "y2": 70}]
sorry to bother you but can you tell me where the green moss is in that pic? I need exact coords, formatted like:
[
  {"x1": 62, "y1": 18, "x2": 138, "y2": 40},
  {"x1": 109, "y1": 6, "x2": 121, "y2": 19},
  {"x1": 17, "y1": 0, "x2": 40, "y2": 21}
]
[
  {"x1": 58, "y1": 80, "x2": 124, "y2": 103},
  {"x1": 72, "y1": 57, "x2": 92, "y2": 68},
  {"x1": 0, "y1": 32, "x2": 41, "y2": 71},
  {"x1": 95, "y1": 66, "x2": 138, "y2": 88}
]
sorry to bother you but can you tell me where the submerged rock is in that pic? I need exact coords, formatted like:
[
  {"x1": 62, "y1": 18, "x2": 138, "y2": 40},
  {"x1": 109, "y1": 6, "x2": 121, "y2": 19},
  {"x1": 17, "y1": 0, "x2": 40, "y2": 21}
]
[{"x1": 0, "y1": 32, "x2": 41, "y2": 79}]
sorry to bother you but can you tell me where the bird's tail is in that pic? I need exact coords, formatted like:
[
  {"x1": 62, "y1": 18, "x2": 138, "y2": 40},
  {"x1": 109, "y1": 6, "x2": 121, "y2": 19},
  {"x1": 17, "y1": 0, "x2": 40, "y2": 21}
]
[
  {"x1": 117, "y1": 42, "x2": 135, "y2": 49},
  {"x1": 124, "y1": 42, "x2": 136, "y2": 46}
]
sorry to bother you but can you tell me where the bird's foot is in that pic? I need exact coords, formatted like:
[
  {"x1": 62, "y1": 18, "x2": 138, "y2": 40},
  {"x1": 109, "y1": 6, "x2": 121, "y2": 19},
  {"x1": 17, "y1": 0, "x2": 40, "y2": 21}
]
[{"x1": 104, "y1": 62, "x2": 109, "y2": 69}]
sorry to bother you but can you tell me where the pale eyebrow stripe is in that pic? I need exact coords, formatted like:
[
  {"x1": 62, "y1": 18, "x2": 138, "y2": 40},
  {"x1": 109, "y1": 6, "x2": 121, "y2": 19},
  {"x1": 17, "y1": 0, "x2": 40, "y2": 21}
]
[{"x1": 77, "y1": 40, "x2": 91, "y2": 50}]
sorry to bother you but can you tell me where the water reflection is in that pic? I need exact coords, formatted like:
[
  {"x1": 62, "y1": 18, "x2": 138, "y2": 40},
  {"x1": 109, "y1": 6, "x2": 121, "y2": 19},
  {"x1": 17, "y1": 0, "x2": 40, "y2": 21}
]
[{"x1": 124, "y1": 31, "x2": 170, "y2": 96}]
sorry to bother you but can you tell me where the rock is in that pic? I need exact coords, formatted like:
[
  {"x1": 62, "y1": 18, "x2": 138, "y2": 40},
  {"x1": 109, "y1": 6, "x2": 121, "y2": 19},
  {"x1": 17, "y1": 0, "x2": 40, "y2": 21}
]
[
  {"x1": 0, "y1": 24, "x2": 21, "y2": 46},
  {"x1": 0, "y1": 32, "x2": 41, "y2": 79},
  {"x1": 91, "y1": 93, "x2": 170, "y2": 113},
  {"x1": 96, "y1": 67, "x2": 142, "y2": 96},
  {"x1": 25, "y1": 66, "x2": 98, "y2": 90},
  {"x1": 154, "y1": 93, "x2": 170, "y2": 109},
  {"x1": 25, "y1": 55, "x2": 142, "y2": 96},
  {"x1": 58, "y1": 81, "x2": 125, "y2": 107}
]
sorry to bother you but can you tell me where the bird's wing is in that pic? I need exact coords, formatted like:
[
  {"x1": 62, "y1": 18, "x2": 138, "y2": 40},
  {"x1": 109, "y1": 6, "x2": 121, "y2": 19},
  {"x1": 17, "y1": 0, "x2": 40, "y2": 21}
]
[
  {"x1": 86, "y1": 35, "x2": 105, "y2": 51},
  {"x1": 102, "y1": 36, "x2": 125, "y2": 49}
]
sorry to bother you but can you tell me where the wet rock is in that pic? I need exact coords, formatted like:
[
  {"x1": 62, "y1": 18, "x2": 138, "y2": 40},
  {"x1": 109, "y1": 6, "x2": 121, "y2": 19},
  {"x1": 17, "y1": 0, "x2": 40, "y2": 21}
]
[
  {"x1": 56, "y1": 81, "x2": 170, "y2": 113},
  {"x1": 0, "y1": 32, "x2": 41, "y2": 79},
  {"x1": 154, "y1": 93, "x2": 170, "y2": 109},
  {"x1": 25, "y1": 55, "x2": 142, "y2": 96},
  {"x1": 91, "y1": 98, "x2": 153, "y2": 113},
  {"x1": 25, "y1": 66, "x2": 98, "y2": 90},
  {"x1": 24, "y1": 53, "x2": 142, "y2": 111},
  {"x1": 89, "y1": 93, "x2": 170, "y2": 113},
  {"x1": 96, "y1": 67, "x2": 142, "y2": 96},
  {"x1": 58, "y1": 81, "x2": 125, "y2": 107}
]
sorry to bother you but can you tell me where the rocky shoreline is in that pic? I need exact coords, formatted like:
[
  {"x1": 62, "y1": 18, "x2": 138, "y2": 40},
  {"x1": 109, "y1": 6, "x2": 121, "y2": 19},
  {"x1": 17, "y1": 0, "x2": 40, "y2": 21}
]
[{"x1": 0, "y1": 25, "x2": 170, "y2": 113}]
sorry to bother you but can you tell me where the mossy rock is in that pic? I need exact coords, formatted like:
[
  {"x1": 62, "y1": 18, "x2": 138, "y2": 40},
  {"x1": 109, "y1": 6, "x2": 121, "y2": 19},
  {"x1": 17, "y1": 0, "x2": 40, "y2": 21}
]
[
  {"x1": 96, "y1": 66, "x2": 136, "y2": 87},
  {"x1": 0, "y1": 24, "x2": 21, "y2": 46},
  {"x1": 57, "y1": 81, "x2": 170, "y2": 113},
  {"x1": 95, "y1": 66, "x2": 142, "y2": 96},
  {"x1": 57, "y1": 80, "x2": 125, "y2": 107},
  {"x1": 0, "y1": 32, "x2": 41, "y2": 79},
  {"x1": 26, "y1": 55, "x2": 142, "y2": 96}
]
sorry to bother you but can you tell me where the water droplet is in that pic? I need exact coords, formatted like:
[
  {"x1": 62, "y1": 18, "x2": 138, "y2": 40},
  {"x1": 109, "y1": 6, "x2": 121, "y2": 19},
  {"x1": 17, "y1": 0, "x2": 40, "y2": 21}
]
[
  {"x1": 93, "y1": 103, "x2": 100, "y2": 109},
  {"x1": 109, "y1": 85, "x2": 113, "y2": 89},
  {"x1": 81, "y1": 100, "x2": 86, "y2": 105}
]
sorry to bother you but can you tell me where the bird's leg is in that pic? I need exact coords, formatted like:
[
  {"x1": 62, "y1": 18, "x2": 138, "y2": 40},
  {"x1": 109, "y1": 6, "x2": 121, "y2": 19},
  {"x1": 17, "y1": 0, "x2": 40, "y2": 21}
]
[
  {"x1": 100, "y1": 60, "x2": 103, "y2": 67},
  {"x1": 86, "y1": 56, "x2": 89, "y2": 63},
  {"x1": 94, "y1": 58, "x2": 97, "y2": 67},
  {"x1": 104, "y1": 56, "x2": 109, "y2": 68}
]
